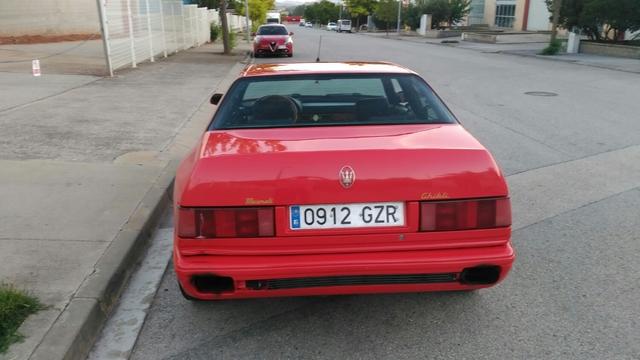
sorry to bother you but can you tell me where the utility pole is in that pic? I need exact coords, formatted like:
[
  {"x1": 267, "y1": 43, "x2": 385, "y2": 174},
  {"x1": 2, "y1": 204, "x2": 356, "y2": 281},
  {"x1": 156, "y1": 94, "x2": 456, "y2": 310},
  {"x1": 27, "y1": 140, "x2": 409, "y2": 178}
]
[
  {"x1": 550, "y1": 0, "x2": 562, "y2": 43},
  {"x1": 396, "y1": 0, "x2": 402, "y2": 34},
  {"x1": 244, "y1": 0, "x2": 250, "y2": 42}
]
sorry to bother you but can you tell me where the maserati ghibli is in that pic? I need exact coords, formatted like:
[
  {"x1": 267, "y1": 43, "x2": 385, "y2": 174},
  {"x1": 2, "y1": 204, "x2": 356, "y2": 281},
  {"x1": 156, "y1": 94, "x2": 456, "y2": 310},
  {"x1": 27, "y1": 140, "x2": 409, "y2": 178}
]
[{"x1": 173, "y1": 62, "x2": 515, "y2": 300}]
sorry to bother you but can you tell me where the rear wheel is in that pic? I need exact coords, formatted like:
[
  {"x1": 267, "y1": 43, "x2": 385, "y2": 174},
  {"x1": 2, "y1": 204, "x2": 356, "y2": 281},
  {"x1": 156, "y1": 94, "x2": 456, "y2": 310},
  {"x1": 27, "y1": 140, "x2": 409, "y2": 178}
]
[{"x1": 287, "y1": 53, "x2": 293, "y2": 57}]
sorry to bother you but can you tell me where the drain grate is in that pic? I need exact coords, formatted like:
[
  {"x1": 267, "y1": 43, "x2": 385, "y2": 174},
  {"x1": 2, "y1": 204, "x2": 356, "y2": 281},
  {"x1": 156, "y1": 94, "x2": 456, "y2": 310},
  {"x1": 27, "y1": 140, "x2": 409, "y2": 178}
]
[{"x1": 525, "y1": 91, "x2": 558, "y2": 97}]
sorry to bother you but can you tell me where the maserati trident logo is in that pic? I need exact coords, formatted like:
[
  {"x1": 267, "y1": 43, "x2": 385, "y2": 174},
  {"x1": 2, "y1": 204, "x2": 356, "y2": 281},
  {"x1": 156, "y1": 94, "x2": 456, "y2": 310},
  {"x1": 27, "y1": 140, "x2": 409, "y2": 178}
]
[{"x1": 339, "y1": 166, "x2": 355, "y2": 189}]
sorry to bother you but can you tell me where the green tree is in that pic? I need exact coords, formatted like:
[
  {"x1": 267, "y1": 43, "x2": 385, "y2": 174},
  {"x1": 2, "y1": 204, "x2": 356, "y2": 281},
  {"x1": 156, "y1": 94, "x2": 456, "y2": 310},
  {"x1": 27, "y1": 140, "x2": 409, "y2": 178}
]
[
  {"x1": 292, "y1": 4, "x2": 306, "y2": 16},
  {"x1": 582, "y1": 0, "x2": 640, "y2": 40},
  {"x1": 424, "y1": 0, "x2": 450, "y2": 29},
  {"x1": 375, "y1": 0, "x2": 399, "y2": 33},
  {"x1": 404, "y1": 3, "x2": 423, "y2": 29},
  {"x1": 401, "y1": 0, "x2": 471, "y2": 29},
  {"x1": 304, "y1": 0, "x2": 340, "y2": 25},
  {"x1": 237, "y1": 0, "x2": 275, "y2": 31},
  {"x1": 345, "y1": 0, "x2": 378, "y2": 29},
  {"x1": 448, "y1": 0, "x2": 471, "y2": 25},
  {"x1": 546, "y1": 0, "x2": 640, "y2": 41}
]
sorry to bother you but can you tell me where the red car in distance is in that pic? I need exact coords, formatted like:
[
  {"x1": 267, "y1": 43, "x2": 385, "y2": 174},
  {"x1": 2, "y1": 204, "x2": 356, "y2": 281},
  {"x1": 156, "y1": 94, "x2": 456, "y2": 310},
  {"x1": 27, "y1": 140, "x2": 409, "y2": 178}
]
[
  {"x1": 252, "y1": 24, "x2": 293, "y2": 57},
  {"x1": 174, "y1": 62, "x2": 515, "y2": 300}
]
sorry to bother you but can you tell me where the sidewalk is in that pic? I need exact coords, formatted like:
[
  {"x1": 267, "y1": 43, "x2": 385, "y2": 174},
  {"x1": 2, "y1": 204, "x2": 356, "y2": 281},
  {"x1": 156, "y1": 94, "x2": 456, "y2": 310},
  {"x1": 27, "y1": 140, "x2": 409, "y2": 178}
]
[
  {"x1": 358, "y1": 31, "x2": 640, "y2": 74},
  {"x1": 0, "y1": 39, "x2": 107, "y2": 76},
  {"x1": 0, "y1": 41, "x2": 250, "y2": 360}
]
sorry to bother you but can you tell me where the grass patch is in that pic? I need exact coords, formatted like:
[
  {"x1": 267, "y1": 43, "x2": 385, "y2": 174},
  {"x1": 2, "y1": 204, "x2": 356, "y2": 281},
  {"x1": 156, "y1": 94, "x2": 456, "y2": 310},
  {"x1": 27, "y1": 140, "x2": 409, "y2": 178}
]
[
  {"x1": 540, "y1": 39, "x2": 563, "y2": 56},
  {"x1": 0, "y1": 284, "x2": 42, "y2": 354}
]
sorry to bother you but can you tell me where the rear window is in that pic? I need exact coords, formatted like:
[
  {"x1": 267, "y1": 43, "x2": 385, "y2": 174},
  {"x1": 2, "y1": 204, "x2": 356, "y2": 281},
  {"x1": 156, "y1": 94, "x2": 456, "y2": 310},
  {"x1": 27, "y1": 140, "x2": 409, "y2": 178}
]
[
  {"x1": 210, "y1": 74, "x2": 457, "y2": 130},
  {"x1": 257, "y1": 26, "x2": 288, "y2": 35}
]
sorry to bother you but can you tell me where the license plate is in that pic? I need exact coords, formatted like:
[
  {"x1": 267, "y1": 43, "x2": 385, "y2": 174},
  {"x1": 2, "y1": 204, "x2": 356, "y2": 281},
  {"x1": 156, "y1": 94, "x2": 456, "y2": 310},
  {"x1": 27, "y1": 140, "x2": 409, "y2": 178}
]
[{"x1": 290, "y1": 202, "x2": 405, "y2": 230}]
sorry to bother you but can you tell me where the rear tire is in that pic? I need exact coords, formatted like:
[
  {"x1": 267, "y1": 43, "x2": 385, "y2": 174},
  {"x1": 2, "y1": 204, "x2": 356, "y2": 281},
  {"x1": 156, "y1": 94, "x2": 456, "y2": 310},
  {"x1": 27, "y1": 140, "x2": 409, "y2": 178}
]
[{"x1": 287, "y1": 53, "x2": 293, "y2": 57}]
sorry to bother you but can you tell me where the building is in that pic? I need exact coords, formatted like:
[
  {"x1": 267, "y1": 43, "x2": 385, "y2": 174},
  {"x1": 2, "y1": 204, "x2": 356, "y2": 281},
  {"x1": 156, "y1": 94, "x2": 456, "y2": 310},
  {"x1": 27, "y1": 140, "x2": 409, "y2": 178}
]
[
  {"x1": 468, "y1": 0, "x2": 486, "y2": 25},
  {"x1": 0, "y1": 0, "x2": 99, "y2": 37},
  {"x1": 483, "y1": 0, "x2": 552, "y2": 31}
]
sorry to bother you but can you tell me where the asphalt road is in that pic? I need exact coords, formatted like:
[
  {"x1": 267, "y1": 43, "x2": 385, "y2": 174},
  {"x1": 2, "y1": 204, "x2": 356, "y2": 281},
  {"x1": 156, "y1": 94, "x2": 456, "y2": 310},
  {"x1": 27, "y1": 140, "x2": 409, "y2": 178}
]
[{"x1": 111, "y1": 28, "x2": 639, "y2": 359}]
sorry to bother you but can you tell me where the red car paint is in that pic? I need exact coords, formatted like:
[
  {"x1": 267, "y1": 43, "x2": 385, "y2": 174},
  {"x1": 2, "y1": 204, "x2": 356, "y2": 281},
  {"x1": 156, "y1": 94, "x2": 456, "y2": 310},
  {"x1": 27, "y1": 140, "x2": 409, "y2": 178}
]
[{"x1": 174, "y1": 62, "x2": 515, "y2": 300}]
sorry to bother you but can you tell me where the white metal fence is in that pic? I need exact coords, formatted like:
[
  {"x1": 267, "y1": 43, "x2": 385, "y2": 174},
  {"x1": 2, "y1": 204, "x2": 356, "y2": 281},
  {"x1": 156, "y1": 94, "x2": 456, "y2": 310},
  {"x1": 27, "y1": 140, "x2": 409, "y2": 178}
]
[{"x1": 97, "y1": 0, "x2": 249, "y2": 76}]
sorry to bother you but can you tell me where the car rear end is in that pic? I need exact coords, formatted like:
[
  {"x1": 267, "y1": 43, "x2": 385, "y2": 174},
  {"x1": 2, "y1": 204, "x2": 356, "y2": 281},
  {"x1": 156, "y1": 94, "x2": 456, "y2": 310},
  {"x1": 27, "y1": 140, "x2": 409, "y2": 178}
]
[
  {"x1": 174, "y1": 64, "x2": 515, "y2": 300},
  {"x1": 337, "y1": 19, "x2": 351, "y2": 32}
]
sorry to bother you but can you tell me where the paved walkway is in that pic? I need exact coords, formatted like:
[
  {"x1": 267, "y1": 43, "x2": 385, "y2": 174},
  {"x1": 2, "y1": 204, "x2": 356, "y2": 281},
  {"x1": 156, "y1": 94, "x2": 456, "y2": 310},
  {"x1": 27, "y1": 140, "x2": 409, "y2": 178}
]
[
  {"x1": 0, "y1": 39, "x2": 107, "y2": 76},
  {"x1": 358, "y1": 31, "x2": 640, "y2": 74},
  {"x1": 0, "y1": 41, "x2": 249, "y2": 360}
]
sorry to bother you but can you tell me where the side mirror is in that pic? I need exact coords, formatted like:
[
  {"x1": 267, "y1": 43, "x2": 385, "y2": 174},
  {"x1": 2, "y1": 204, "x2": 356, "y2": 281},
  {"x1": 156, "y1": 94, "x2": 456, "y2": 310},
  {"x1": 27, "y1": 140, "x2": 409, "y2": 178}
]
[
  {"x1": 251, "y1": 32, "x2": 256, "y2": 37},
  {"x1": 289, "y1": 32, "x2": 294, "y2": 36},
  {"x1": 210, "y1": 93, "x2": 223, "y2": 105}
]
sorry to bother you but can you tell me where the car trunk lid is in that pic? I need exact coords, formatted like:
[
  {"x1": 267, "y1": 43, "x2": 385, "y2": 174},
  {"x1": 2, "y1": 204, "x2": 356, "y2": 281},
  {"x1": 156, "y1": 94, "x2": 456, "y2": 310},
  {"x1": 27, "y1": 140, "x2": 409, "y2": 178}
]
[{"x1": 179, "y1": 124, "x2": 507, "y2": 207}]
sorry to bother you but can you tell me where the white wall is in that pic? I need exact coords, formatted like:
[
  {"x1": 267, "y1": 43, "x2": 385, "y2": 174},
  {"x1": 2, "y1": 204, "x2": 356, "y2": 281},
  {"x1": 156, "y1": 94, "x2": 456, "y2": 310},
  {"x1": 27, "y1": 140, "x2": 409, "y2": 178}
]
[
  {"x1": 0, "y1": 0, "x2": 100, "y2": 37},
  {"x1": 526, "y1": 0, "x2": 551, "y2": 31}
]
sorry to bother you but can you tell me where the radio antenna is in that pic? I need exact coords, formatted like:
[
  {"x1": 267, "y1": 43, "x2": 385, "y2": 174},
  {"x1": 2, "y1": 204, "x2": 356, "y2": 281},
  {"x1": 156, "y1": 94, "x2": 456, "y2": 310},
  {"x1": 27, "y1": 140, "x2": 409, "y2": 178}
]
[{"x1": 316, "y1": 36, "x2": 323, "y2": 62}]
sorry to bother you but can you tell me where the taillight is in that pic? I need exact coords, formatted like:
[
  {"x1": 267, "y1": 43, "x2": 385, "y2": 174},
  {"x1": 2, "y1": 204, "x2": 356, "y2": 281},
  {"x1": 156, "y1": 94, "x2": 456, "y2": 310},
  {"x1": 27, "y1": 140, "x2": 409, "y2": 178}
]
[
  {"x1": 177, "y1": 207, "x2": 274, "y2": 238},
  {"x1": 420, "y1": 198, "x2": 511, "y2": 231}
]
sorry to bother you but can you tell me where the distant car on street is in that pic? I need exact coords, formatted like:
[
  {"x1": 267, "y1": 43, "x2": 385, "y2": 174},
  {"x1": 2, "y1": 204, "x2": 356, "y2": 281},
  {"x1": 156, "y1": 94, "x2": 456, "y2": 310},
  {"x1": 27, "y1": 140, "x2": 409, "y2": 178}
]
[
  {"x1": 251, "y1": 24, "x2": 293, "y2": 57},
  {"x1": 305, "y1": 21, "x2": 313, "y2": 28},
  {"x1": 173, "y1": 61, "x2": 515, "y2": 301},
  {"x1": 337, "y1": 19, "x2": 351, "y2": 32},
  {"x1": 326, "y1": 22, "x2": 337, "y2": 31},
  {"x1": 299, "y1": 20, "x2": 305, "y2": 26}
]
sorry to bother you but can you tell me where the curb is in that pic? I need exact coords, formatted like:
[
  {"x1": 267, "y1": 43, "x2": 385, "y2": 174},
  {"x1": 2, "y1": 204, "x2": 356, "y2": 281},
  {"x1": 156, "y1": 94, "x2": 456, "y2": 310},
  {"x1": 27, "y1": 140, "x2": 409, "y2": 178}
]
[
  {"x1": 28, "y1": 159, "x2": 179, "y2": 360},
  {"x1": 25, "y1": 51, "x2": 251, "y2": 360}
]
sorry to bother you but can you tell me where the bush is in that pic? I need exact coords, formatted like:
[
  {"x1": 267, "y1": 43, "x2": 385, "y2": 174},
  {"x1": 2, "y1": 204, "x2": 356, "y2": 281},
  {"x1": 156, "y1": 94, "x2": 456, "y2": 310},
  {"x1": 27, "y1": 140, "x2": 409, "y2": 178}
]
[
  {"x1": 210, "y1": 24, "x2": 220, "y2": 42},
  {"x1": 540, "y1": 39, "x2": 562, "y2": 55},
  {"x1": 0, "y1": 284, "x2": 42, "y2": 353}
]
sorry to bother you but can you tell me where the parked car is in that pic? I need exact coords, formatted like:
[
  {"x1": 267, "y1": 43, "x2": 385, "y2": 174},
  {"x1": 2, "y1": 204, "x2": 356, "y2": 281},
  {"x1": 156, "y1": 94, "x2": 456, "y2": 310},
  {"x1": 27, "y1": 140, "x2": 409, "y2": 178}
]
[
  {"x1": 251, "y1": 24, "x2": 293, "y2": 58},
  {"x1": 337, "y1": 19, "x2": 351, "y2": 32},
  {"x1": 174, "y1": 62, "x2": 515, "y2": 300},
  {"x1": 299, "y1": 20, "x2": 305, "y2": 27},
  {"x1": 326, "y1": 22, "x2": 337, "y2": 31},
  {"x1": 305, "y1": 21, "x2": 313, "y2": 28}
]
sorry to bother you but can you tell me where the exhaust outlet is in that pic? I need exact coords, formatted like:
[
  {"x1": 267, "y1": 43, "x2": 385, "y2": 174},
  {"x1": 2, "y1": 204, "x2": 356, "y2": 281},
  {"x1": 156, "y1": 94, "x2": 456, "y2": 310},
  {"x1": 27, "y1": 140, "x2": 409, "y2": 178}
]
[
  {"x1": 459, "y1": 266, "x2": 501, "y2": 285},
  {"x1": 191, "y1": 274, "x2": 235, "y2": 294}
]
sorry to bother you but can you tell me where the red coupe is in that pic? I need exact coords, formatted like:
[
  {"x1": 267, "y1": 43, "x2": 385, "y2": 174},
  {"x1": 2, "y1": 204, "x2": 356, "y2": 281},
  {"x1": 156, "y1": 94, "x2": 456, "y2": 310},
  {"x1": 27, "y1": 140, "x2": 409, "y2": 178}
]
[
  {"x1": 174, "y1": 62, "x2": 515, "y2": 300},
  {"x1": 252, "y1": 24, "x2": 293, "y2": 58}
]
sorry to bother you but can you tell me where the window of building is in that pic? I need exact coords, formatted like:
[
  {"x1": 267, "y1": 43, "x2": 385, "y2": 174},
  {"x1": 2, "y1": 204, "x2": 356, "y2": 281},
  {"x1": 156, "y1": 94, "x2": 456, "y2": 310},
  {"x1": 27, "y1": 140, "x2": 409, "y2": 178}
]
[{"x1": 495, "y1": 4, "x2": 516, "y2": 28}]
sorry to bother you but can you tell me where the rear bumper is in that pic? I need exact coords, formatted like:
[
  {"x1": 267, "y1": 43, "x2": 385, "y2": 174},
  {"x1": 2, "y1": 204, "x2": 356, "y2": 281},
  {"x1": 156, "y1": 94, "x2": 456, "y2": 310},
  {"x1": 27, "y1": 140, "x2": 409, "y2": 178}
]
[{"x1": 174, "y1": 243, "x2": 515, "y2": 300}]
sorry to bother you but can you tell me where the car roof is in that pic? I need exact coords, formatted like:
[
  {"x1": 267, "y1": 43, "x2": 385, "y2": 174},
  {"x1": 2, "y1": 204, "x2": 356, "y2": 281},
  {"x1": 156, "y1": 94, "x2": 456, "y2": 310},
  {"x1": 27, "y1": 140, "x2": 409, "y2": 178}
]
[
  {"x1": 259, "y1": 24, "x2": 286, "y2": 27},
  {"x1": 240, "y1": 62, "x2": 416, "y2": 77}
]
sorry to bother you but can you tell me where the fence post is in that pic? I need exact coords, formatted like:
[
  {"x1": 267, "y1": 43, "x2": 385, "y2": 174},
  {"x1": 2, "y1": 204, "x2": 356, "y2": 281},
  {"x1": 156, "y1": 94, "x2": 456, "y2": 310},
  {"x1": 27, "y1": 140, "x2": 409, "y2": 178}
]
[
  {"x1": 125, "y1": 0, "x2": 137, "y2": 67},
  {"x1": 96, "y1": 0, "x2": 114, "y2": 76},
  {"x1": 181, "y1": 4, "x2": 187, "y2": 50},
  {"x1": 171, "y1": 2, "x2": 178, "y2": 53},
  {"x1": 144, "y1": 0, "x2": 154, "y2": 62},
  {"x1": 191, "y1": 7, "x2": 197, "y2": 46},
  {"x1": 158, "y1": 0, "x2": 168, "y2": 57}
]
